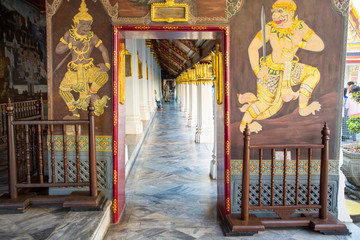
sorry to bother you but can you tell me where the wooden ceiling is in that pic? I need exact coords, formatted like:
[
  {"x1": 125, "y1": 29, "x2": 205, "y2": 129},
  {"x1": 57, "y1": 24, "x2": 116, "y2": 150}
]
[{"x1": 147, "y1": 39, "x2": 215, "y2": 79}]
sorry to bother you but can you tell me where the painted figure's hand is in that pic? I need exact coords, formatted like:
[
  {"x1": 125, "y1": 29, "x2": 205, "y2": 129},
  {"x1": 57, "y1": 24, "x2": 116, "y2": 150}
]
[
  {"x1": 257, "y1": 66, "x2": 268, "y2": 79},
  {"x1": 97, "y1": 63, "x2": 109, "y2": 72}
]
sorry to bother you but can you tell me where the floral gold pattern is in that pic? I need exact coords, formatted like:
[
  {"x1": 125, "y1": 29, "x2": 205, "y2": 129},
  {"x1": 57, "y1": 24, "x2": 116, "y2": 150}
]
[
  {"x1": 225, "y1": 111, "x2": 230, "y2": 126},
  {"x1": 226, "y1": 140, "x2": 230, "y2": 155},
  {"x1": 219, "y1": 26, "x2": 229, "y2": 36},
  {"x1": 226, "y1": 197, "x2": 231, "y2": 213},
  {"x1": 113, "y1": 170, "x2": 118, "y2": 185},
  {"x1": 191, "y1": 26, "x2": 207, "y2": 31},
  {"x1": 135, "y1": 26, "x2": 151, "y2": 30},
  {"x1": 113, "y1": 140, "x2": 118, "y2": 155},
  {"x1": 112, "y1": 199, "x2": 118, "y2": 213},
  {"x1": 226, "y1": 169, "x2": 230, "y2": 184},
  {"x1": 225, "y1": 81, "x2": 230, "y2": 97},
  {"x1": 163, "y1": 26, "x2": 179, "y2": 30}
]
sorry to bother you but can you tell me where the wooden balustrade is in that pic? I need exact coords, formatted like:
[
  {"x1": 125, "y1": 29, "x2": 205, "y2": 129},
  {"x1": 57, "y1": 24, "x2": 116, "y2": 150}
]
[
  {"x1": 0, "y1": 99, "x2": 102, "y2": 211},
  {"x1": 0, "y1": 94, "x2": 43, "y2": 144},
  {"x1": 224, "y1": 123, "x2": 348, "y2": 235}
]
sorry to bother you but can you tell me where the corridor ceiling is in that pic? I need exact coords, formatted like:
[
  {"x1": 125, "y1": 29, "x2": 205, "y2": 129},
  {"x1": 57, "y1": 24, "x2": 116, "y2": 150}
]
[{"x1": 147, "y1": 39, "x2": 216, "y2": 79}]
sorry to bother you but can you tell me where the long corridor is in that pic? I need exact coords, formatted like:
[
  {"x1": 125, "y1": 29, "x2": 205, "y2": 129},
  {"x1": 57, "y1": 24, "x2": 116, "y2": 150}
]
[
  {"x1": 105, "y1": 100, "x2": 222, "y2": 239},
  {"x1": 104, "y1": 101, "x2": 360, "y2": 240}
]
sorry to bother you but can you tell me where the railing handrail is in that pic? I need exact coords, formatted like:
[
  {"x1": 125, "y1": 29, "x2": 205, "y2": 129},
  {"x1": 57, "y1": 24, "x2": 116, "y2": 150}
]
[
  {"x1": 6, "y1": 98, "x2": 97, "y2": 200},
  {"x1": 12, "y1": 120, "x2": 90, "y2": 125},
  {"x1": 0, "y1": 99, "x2": 39, "y2": 107},
  {"x1": 249, "y1": 144, "x2": 324, "y2": 149}
]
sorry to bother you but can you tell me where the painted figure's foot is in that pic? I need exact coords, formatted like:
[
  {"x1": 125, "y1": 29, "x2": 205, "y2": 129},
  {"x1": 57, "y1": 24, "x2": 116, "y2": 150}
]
[
  {"x1": 240, "y1": 121, "x2": 262, "y2": 133},
  {"x1": 86, "y1": 93, "x2": 100, "y2": 105},
  {"x1": 281, "y1": 88, "x2": 298, "y2": 102},
  {"x1": 299, "y1": 101, "x2": 321, "y2": 116},
  {"x1": 63, "y1": 108, "x2": 80, "y2": 120},
  {"x1": 238, "y1": 92, "x2": 257, "y2": 104}
]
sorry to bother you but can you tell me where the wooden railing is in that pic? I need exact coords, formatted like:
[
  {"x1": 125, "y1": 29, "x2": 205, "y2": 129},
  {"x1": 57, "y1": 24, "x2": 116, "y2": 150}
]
[
  {"x1": 0, "y1": 94, "x2": 44, "y2": 144},
  {"x1": 241, "y1": 123, "x2": 329, "y2": 221},
  {"x1": 223, "y1": 123, "x2": 347, "y2": 235},
  {"x1": 1, "y1": 100, "x2": 100, "y2": 210}
]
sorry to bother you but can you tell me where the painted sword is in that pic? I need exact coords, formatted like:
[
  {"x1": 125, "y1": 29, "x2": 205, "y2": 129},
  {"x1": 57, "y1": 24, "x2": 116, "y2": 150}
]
[{"x1": 261, "y1": 5, "x2": 266, "y2": 83}]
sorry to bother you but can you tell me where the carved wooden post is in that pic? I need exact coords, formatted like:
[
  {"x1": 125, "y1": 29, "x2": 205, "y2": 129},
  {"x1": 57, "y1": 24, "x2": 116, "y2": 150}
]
[
  {"x1": 320, "y1": 122, "x2": 329, "y2": 219},
  {"x1": 88, "y1": 101, "x2": 97, "y2": 197},
  {"x1": 241, "y1": 125, "x2": 250, "y2": 221},
  {"x1": 6, "y1": 99, "x2": 17, "y2": 199},
  {"x1": 38, "y1": 91, "x2": 44, "y2": 120}
]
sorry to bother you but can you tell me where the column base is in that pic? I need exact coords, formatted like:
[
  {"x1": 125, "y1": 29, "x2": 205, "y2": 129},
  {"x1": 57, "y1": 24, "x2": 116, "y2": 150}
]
[
  {"x1": 125, "y1": 118, "x2": 143, "y2": 135},
  {"x1": 196, "y1": 127, "x2": 214, "y2": 143},
  {"x1": 210, "y1": 158, "x2": 217, "y2": 179}
]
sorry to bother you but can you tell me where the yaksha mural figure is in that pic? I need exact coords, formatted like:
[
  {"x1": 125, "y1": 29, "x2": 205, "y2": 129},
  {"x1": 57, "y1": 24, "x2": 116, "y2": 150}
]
[
  {"x1": 238, "y1": 0, "x2": 324, "y2": 133},
  {"x1": 56, "y1": 0, "x2": 110, "y2": 118}
]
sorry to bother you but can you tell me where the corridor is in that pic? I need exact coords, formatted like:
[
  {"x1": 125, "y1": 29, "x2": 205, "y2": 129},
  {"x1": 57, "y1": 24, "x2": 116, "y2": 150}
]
[{"x1": 104, "y1": 101, "x2": 360, "y2": 240}]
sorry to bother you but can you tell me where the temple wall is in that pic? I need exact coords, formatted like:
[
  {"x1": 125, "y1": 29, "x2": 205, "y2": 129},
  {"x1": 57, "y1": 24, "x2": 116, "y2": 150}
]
[
  {"x1": 47, "y1": 0, "x2": 114, "y2": 199},
  {"x1": 0, "y1": 0, "x2": 47, "y2": 102},
  {"x1": 229, "y1": 0, "x2": 347, "y2": 214}
]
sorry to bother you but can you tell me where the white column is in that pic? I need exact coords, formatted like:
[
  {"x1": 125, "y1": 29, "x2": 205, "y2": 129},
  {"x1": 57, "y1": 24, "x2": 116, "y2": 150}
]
[
  {"x1": 147, "y1": 48, "x2": 156, "y2": 113},
  {"x1": 125, "y1": 39, "x2": 143, "y2": 134},
  {"x1": 210, "y1": 87, "x2": 217, "y2": 179},
  {"x1": 183, "y1": 84, "x2": 189, "y2": 117},
  {"x1": 195, "y1": 84, "x2": 214, "y2": 143},
  {"x1": 180, "y1": 84, "x2": 185, "y2": 112},
  {"x1": 187, "y1": 84, "x2": 197, "y2": 127},
  {"x1": 138, "y1": 40, "x2": 150, "y2": 121}
]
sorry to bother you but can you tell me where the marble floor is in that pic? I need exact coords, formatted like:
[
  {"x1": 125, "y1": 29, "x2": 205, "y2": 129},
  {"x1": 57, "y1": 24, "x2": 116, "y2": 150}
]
[{"x1": 105, "y1": 101, "x2": 360, "y2": 240}]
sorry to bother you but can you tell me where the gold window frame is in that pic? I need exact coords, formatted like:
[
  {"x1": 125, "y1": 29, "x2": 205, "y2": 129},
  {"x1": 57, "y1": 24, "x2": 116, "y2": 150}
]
[
  {"x1": 151, "y1": 0, "x2": 189, "y2": 23},
  {"x1": 125, "y1": 50, "x2": 132, "y2": 77}
]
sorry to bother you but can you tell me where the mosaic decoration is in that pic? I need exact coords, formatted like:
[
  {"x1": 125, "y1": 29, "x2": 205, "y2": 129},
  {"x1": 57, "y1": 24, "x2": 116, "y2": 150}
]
[
  {"x1": 232, "y1": 182, "x2": 337, "y2": 214},
  {"x1": 230, "y1": 159, "x2": 339, "y2": 175},
  {"x1": 331, "y1": 0, "x2": 350, "y2": 15},
  {"x1": 47, "y1": 135, "x2": 112, "y2": 152},
  {"x1": 226, "y1": 0, "x2": 244, "y2": 18}
]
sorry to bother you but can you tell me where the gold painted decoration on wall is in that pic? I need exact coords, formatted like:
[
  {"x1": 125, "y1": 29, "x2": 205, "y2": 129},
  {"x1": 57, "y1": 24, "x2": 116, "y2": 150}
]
[
  {"x1": 146, "y1": 62, "x2": 149, "y2": 80},
  {"x1": 119, "y1": 43, "x2": 126, "y2": 104},
  {"x1": 211, "y1": 44, "x2": 223, "y2": 105},
  {"x1": 137, "y1": 52, "x2": 143, "y2": 79},
  {"x1": 55, "y1": 0, "x2": 111, "y2": 118},
  {"x1": 238, "y1": 0, "x2": 325, "y2": 134},
  {"x1": 125, "y1": 50, "x2": 132, "y2": 77},
  {"x1": 151, "y1": 0, "x2": 189, "y2": 23}
]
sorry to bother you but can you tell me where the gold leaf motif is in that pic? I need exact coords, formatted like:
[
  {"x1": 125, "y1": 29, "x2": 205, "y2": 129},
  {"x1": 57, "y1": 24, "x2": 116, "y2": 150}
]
[
  {"x1": 113, "y1": 140, "x2": 118, "y2": 154},
  {"x1": 225, "y1": 51, "x2": 229, "y2": 66},
  {"x1": 225, "y1": 82, "x2": 230, "y2": 97},
  {"x1": 113, "y1": 170, "x2": 118, "y2": 184},
  {"x1": 226, "y1": 169, "x2": 230, "y2": 183},
  {"x1": 113, "y1": 112, "x2": 117, "y2": 126},
  {"x1": 226, "y1": 197, "x2": 231, "y2": 213},
  {"x1": 219, "y1": 26, "x2": 229, "y2": 36},
  {"x1": 226, "y1": 140, "x2": 230, "y2": 155},
  {"x1": 191, "y1": 26, "x2": 207, "y2": 31},
  {"x1": 225, "y1": 111, "x2": 230, "y2": 126},
  {"x1": 112, "y1": 199, "x2": 118, "y2": 213},
  {"x1": 113, "y1": 51, "x2": 118, "y2": 67},
  {"x1": 135, "y1": 26, "x2": 151, "y2": 30},
  {"x1": 163, "y1": 26, "x2": 178, "y2": 30}
]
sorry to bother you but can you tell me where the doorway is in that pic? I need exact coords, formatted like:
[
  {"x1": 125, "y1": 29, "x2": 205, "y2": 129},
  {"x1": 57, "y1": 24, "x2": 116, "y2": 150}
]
[{"x1": 112, "y1": 25, "x2": 230, "y2": 223}]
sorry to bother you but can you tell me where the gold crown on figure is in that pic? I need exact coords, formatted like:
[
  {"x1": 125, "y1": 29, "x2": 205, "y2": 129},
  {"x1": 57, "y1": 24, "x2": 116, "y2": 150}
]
[
  {"x1": 272, "y1": 0, "x2": 297, "y2": 13},
  {"x1": 73, "y1": 0, "x2": 93, "y2": 25}
]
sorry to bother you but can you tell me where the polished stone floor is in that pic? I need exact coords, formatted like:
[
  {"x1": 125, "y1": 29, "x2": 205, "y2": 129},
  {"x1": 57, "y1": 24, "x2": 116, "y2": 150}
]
[{"x1": 105, "y1": 101, "x2": 360, "y2": 240}]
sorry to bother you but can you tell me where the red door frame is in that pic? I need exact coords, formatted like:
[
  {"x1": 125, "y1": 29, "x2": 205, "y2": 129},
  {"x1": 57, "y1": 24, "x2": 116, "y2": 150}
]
[{"x1": 112, "y1": 25, "x2": 230, "y2": 223}]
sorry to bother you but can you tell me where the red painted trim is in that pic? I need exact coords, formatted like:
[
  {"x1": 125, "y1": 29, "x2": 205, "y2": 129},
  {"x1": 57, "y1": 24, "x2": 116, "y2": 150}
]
[
  {"x1": 112, "y1": 27, "x2": 119, "y2": 224},
  {"x1": 223, "y1": 28, "x2": 231, "y2": 215},
  {"x1": 112, "y1": 24, "x2": 231, "y2": 222}
]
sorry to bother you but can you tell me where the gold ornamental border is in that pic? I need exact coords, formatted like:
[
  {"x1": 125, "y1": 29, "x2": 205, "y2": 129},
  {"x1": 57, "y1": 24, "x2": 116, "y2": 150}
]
[{"x1": 151, "y1": 0, "x2": 189, "y2": 23}]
